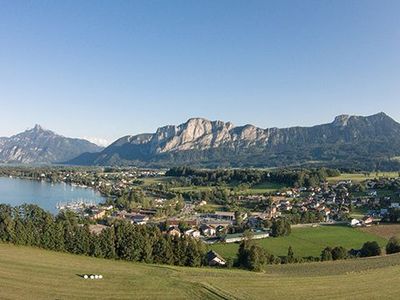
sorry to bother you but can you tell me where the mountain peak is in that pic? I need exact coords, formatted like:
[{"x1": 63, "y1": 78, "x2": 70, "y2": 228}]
[
  {"x1": 0, "y1": 126, "x2": 103, "y2": 164},
  {"x1": 33, "y1": 124, "x2": 45, "y2": 132},
  {"x1": 332, "y1": 114, "x2": 351, "y2": 126}
]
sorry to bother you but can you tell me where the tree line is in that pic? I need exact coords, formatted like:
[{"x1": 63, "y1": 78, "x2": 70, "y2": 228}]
[
  {"x1": 166, "y1": 167, "x2": 340, "y2": 188},
  {"x1": 0, "y1": 204, "x2": 207, "y2": 267}
]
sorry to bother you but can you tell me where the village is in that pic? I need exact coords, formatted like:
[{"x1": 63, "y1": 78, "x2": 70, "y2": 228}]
[
  {"x1": 2, "y1": 166, "x2": 400, "y2": 265},
  {"x1": 40, "y1": 168, "x2": 400, "y2": 258}
]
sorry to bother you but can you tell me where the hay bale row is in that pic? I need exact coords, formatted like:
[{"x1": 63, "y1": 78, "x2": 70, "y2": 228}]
[{"x1": 83, "y1": 274, "x2": 103, "y2": 279}]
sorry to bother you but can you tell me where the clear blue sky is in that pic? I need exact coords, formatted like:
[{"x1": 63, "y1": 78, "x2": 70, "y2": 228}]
[{"x1": 0, "y1": 1, "x2": 399, "y2": 145}]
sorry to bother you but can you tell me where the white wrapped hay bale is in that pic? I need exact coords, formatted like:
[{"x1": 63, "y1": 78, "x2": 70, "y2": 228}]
[{"x1": 83, "y1": 275, "x2": 88, "y2": 279}]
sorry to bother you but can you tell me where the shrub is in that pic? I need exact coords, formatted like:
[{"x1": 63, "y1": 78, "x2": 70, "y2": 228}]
[
  {"x1": 360, "y1": 241, "x2": 381, "y2": 257},
  {"x1": 386, "y1": 237, "x2": 400, "y2": 254},
  {"x1": 331, "y1": 246, "x2": 348, "y2": 260}
]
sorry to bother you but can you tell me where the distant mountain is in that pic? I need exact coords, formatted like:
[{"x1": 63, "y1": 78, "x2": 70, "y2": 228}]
[
  {"x1": 0, "y1": 125, "x2": 103, "y2": 164},
  {"x1": 67, "y1": 113, "x2": 400, "y2": 170}
]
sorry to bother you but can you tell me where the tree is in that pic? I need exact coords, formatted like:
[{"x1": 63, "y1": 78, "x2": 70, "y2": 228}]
[
  {"x1": 271, "y1": 218, "x2": 291, "y2": 237},
  {"x1": 331, "y1": 246, "x2": 347, "y2": 260},
  {"x1": 320, "y1": 247, "x2": 333, "y2": 261},
  {"x1": 360, "y1": 241, "x2": 381, "y2": 257},
  {"x1": 236, "y1": 230, "x2": 270, "y2": 271},
  {"x1": 287, "y1": 246, "x2": 295, "y2": 263},
  {"x1": 178, "y1": 221, "x2": 190, "y2": 233},
  {"x1": 248, "y1": 244, "x2": 267, "y2": 271},
  {"x1": 99, "y1": 227, "x2": 116, "y2": 259},
  {"x1": 386, "y1": 236, "x2": 400, "y2": 254},
  {"x1": 235, "y1": 211, "x2": 243, "y2": 226}
]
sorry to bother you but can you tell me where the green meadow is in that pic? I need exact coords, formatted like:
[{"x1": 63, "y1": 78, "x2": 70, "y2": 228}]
[
  {"x1": 1, "y1": 243, "x2": 400, "y2": 299},
  {"x1": 211, "y1": 225, "x2": 388, "y2": 260}
]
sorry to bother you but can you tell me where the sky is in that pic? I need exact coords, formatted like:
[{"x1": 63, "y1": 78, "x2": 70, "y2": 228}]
[{"x1": 0, "y1": 0, "x2": 399, "y2": 146}]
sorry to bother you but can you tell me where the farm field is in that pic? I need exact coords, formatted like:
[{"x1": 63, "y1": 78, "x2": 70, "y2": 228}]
[
  {"x1": 170, "y1": 186, "x2": 214, "y2": 192},
  {"x1": 358, "y1": 224, "x2": 400, "y2": 239},
  {"x1": 169, "y1": 181, "x2": 286, "y2": 195},
  {"x1": 141, "y1": 176, "x2": 175, "y2": 186},
  {"x1": 211, "y1": 225, "x2": 388, "y2": 260},
  {"x1": 236, "y1": 182, "x2": 287, "y2": 195},
  {"x1": 327, "y1": 172, "x2": 399, "y2": 183},
  {"x1": 2, "y1": 243, "x2": 400, "y2": 299}
]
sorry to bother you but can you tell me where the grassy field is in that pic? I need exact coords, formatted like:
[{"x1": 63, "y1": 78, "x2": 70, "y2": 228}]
[
  {"x1": 358, "y1": 224, "x2": 400, "y2": 239},
  {"x1": 350, "y1": 207, "x2": 369, "y2": 219},
  {"x1": 141, "y1": 176, "x2": 175, "y2": 186},
  {"x1": 170, "y1": 186, "x2": 214, "y2": 192},
  {"x1": 327, "y1": 172, "x2": 399, "y2": 183},
  {"x1": 236, "y1": 182, "x2": 286, "y2": 195},
  {"x1": 2, "y1": 243, "x2": 400, "y2": 299},
  {"x1": 211, "y1": 225, "x2": 388, "y2": 260}
]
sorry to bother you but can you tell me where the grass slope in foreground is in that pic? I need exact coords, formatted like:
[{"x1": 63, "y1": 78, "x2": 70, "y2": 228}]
[
  {"x1": 2, "y1": 243, "x2": 400, "y2": 299},
  {"x1": 211, "y1": 225, "x2": 388, "y2": 260}
]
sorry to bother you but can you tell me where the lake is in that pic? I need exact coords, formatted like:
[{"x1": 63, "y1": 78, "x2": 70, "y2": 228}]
[{"x1": 0, "y1": 177, "x2": 105, "y2": 213}]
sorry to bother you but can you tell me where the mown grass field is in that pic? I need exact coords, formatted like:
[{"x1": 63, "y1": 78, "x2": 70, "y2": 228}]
[
  {"x1": 358, "y1": 224, "x2": 400, "y2": 239},
  {"x1": 2, "y1": 243, "x2": 400, "y2": 299},
  {"x1": 235, "y1": 182, "x2": 287, "y2": 195},
  {"x1": 211, "y1": 225, "x2": 388, "y2": 260},
  {"x1": 170, "y1": 186, "x2": 214, "y2": 192},
  {"x1": 327, "y1": 172, "x2": 399, "y2": 183}
]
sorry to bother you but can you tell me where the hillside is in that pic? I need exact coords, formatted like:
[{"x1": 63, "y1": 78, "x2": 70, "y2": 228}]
[
  {"x1": 0, "y1": 125, "x2": 103, "y2": 164},
  {"x1": 1, "y1": 243, "x2": 400, "y2": 299},
  {"x1": 67, "y1": 112, "x2": 400, "y2": 169}
]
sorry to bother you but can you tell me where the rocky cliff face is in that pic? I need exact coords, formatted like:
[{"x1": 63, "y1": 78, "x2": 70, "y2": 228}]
[
  {"x1": 67, "y1": 112, "x2": 400, "y2": 169},
  {"x1": 0, "y1": 125, "x2": 103, "y2": 164}
]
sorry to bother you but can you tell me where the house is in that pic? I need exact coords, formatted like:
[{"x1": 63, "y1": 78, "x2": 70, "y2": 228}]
[
  {"x1": 206, "y1": 250, "x2": 226, "y2": 266},
  {"x1": 222, "y1": 232, "x2": 269, "y2": 244},
  {"x1": 350, "y1": 218, "x2": 361, "y2": 227},
  {"x1": 184, "y1": 229, "x2": 201, "y2": 238},
  {"x1": 90, "y1": 208, "x2": 107, "y2": 220},
  {"x1": 390, "y1": 202, "x2": 400, "y2": 209},
  {"x1": 199, "y1": 224, "x2": 216, "y2": 237},
  {"x1": 362, "y1": 216, "x2": 374, "y2": 227},
  {"x1": 126, "y1": 213, "x2": 149, "y2": 225},
  {"x1": 213, "y1": 211, "x2": 235, "y2": 221}
]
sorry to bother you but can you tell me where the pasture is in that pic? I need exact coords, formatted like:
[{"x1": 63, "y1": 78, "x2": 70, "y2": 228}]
[
  {"x1": 327, "y1": 172, "x2": 399, "y2": 183},
  {"x1": 211, "y1": 225, "x2": 388, "y2": 259},
  {"x1": 358, "y1": 224, "x2": 400, "y2": 239},
  {"x1": 1, "y1": 243, "x2": 400, "y2": 299}
]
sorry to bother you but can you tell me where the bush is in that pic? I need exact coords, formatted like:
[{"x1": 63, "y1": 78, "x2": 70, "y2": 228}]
[
  {"x1": 360, "y1": 241, "x2": 381, "y2": 257},
  {"x1": 321, "y1": 247, "x2": 333, "y2": 261},
  {"x1": 386, "y1": 237, "x2": 400, "y2": 254},
  {"x1": 331, "y1": 246, "x2": 348, "y2": 260}
]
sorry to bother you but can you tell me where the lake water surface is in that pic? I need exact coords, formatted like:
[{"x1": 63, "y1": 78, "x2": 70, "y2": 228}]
[{"x1": 0, "y1": 177, "x2": 105, "y2": 213}]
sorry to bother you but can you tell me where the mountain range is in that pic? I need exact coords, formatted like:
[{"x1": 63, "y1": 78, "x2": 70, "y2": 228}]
[
  {"x1": 66, "y1": 112, "x2": 400, "y2": 170},
  {"x1": 0, "y1": 125, "x2": 103, "y2": 164}
]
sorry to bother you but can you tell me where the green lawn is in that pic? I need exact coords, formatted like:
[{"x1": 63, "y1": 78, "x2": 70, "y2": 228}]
[
  {"x1": 2, "y1": 243, "x2": 400, "y2": 299},
  {"x1": 211, "y1": 225, "x2": 388, "y2": 260}
]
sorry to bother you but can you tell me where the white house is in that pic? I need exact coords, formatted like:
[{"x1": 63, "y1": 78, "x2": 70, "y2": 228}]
[
  {"x1": 350, "y1": 218, "x2": 361, "y2": 227},
  {"x1": 184, "y1": 229, "x2": 201, "y2": 238}
]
